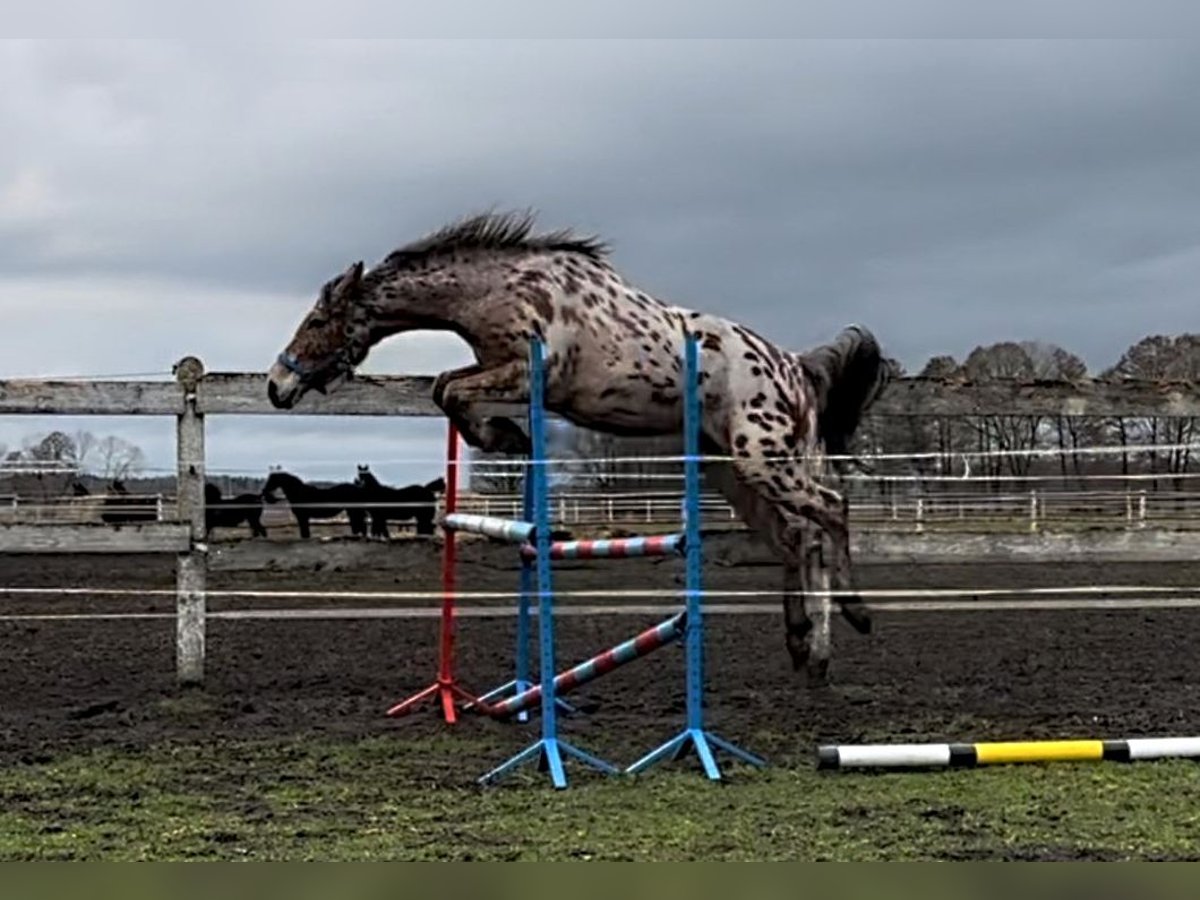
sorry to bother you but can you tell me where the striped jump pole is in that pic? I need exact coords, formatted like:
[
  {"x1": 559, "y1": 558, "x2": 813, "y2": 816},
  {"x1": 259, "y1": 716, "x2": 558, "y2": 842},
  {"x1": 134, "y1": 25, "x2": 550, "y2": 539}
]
[
  {"x1": 385, "y1": 425, "x2": 486, "y2": 722},
  {"x1": 484, "y1": 611, "x2": 686, "y2": 720},
  {"x1": 482, "y1": 528, "x2": 684, "y2": 721},
  {"x1": 479, "y1": 337, "x2": 619, "y2": 790},
  {"x1": 519, "y1": 533, "x2": 684, "y2": 561},
  {"x1": 443, "y1": 507, "x2": 544, "y2": 720},
  {"x1": 442, "y1": 513, "x2": 535, "y2": 544},
  {"x1": 471, "y1": 464, "x2": 574, "y2": 723},
  {"x1": 816, "y1": 736, "x2": 1200, "y2": 770},
  {"x1": 625, "y1": 333, "x2": 766, "y2": 781}
]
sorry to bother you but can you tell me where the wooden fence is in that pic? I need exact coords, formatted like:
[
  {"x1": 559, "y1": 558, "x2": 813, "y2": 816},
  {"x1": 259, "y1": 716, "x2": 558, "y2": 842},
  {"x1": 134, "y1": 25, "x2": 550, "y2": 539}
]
[{"x1": 3, "y1": 357, "x2": 1200, "y2": 685}]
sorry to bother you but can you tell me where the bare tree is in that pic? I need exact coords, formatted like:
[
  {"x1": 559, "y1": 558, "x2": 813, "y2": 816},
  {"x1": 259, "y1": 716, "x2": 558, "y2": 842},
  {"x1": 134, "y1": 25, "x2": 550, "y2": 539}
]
[
  {"x1": 94, "y1": 436, "x2": 146, "y2": 481},
  {"x1": 72, "y1": 430, "x2": 98, "y2": 471},
  {"x1": 1020, "y1": 341, "x2": 1091, "y2": 486},
  {"x1": 12, "y1": 431, "x2": 79, "y2": 499},
  {"x1": 22, "y1": 430, "x2": 79, "y2": 465},
  {"x1": 915, "y1": 355, "x2": 967, "y2": 480},
  {"x1": 962, "y1": 342, "x2": 1041, "y2": 482},
  {"x1": 10, "y1": 430, "x2": 147, "y2": 495},
  {"x1": 1107, "y1": 333, "x2": 1200, "y2": 489},
  {"x1": 467, "y1": 438, "x2": 525, "y2": 493},
  {"x1": 563, "y1": 427, "x2": 620, "y2": 491}
]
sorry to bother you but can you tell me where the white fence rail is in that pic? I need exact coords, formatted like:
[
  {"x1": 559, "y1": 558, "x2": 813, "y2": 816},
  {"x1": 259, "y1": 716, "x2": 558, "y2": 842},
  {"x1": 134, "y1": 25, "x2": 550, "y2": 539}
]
[
  {"x1": 0, "y1": 493, "x2": 168, "y2": 524},
  {"x1": 1, "y1": 487, "x2": 1198, "y2": 533},
  {"x1": 449, "y1": 489, "x2": 1192, "y2": 533}
]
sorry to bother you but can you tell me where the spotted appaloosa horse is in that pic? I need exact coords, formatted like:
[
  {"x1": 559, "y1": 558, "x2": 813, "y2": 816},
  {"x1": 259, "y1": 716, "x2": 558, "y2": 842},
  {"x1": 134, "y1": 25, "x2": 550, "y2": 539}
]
[{"x1": 266, "y1": 211, "x2": 896, "y2": 683}]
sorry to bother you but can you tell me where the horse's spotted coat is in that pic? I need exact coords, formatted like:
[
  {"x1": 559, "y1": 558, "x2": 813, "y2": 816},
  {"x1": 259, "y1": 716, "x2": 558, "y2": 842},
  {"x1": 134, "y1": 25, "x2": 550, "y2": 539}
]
[{"x1": 267, "y1": 212, "x2": 893, "y2": 680}]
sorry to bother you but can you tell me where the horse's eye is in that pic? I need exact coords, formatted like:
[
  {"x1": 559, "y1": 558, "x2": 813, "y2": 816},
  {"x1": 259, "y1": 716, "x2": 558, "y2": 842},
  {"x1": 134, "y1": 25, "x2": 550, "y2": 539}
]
[{"x1": 308, "y1": 317, "x2": 326, "y2": 330}]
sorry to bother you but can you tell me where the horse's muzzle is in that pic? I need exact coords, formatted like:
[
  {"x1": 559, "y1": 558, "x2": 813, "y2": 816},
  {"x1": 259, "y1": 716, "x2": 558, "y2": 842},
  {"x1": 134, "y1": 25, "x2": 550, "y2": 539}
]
[{"x1": 266, "y1": 365, "x2": 303, "y2": 410}]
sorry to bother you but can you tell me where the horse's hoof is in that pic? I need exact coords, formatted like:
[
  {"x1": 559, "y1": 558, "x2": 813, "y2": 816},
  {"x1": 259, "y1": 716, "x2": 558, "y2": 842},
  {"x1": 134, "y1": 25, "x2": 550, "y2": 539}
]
[
  {"x1": 839, "y1": 598, "x2": 872, "y2": 634},
  {"x1": 805, "y1": 658, "x2": 831, "y2": 689},
  {"x1": 786, "y1": 643, "x2": 808, "y2": 674}
]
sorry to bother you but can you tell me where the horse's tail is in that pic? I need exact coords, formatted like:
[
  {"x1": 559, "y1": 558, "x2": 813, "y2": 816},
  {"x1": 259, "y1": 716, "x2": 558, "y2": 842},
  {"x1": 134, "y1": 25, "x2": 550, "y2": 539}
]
[{"x1": 796, "y1": 324, "x2": 898, "y2": 463}]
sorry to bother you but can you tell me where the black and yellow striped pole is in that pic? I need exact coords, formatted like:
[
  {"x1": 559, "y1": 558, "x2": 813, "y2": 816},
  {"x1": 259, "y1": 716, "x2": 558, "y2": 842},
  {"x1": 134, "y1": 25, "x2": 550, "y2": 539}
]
[{"x1": 817, "y1": 737, "x2": 1200, "y2": 770}]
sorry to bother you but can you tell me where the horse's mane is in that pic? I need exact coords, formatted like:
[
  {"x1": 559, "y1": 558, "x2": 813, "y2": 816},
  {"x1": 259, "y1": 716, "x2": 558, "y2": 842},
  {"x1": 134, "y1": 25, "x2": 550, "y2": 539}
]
[
  {"x1": 797, "y1": 325, "x2": 897, "y2": 461},
  {"x1": 384, "y1": 210, "x2": 610, "y2": 267}
]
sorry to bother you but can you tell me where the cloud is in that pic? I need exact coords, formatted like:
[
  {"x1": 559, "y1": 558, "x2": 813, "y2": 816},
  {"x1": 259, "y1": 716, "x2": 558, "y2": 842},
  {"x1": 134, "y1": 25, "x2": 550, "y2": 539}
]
[
  {"x1": 4, "y1": 39, "x2": 1200, "y2": 474},
  {"x1": 12, "y1": 2, "x2": 1200, "y2": 39}
]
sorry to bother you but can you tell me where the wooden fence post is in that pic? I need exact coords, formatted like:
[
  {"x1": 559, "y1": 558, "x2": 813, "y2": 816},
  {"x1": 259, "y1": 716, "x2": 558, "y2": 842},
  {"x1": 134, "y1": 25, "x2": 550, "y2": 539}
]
[{"x1": 174, "y1": 356, "x2": 207, "y2": 685}]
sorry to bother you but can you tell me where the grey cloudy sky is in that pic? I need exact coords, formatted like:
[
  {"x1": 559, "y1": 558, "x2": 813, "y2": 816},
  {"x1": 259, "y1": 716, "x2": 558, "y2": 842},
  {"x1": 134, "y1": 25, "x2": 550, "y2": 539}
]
[{"x1": 3, "y1": 39, "x2": 1199, "y2": 485}]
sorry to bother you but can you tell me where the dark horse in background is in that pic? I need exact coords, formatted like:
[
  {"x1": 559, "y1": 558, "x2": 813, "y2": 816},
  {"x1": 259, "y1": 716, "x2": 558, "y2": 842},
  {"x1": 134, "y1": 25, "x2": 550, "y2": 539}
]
[
  {"x1": 97, "y1": 479, "x2": 158, "y2": 524},
  {"x1": 205, "y1": 483, "x2": 267, "y2": 538},
  {"x1": 261, "y1": 470, "x2": 367, "y2": 539},
  {"x1": 353, "y1": 465, "x2": 444, "y2": 538}
]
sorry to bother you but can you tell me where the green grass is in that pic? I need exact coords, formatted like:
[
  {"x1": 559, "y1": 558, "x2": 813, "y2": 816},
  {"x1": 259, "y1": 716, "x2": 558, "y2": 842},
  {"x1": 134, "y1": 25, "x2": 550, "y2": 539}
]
[{"x1": 4, "y1": 735, "x2": 1200, "y2": 860}]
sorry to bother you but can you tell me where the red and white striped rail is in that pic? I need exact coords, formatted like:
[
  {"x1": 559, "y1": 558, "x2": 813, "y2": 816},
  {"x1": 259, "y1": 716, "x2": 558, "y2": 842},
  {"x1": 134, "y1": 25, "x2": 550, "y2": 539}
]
[{"x1": 519, "y1": 533, "x2": 684, "y2": 561}]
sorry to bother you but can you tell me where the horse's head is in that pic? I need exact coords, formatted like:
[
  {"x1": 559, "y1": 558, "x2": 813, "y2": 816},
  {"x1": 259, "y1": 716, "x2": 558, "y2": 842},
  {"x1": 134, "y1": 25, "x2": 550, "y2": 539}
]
[
  {"x1": 205, "y1": 483, "x2": 222, "y2": 503},
  {"x1": 352, "y1": 465, "x2": 381, "y2": 494},
  {"x1": 425, "y1": 476, "x2": 447, "y2": 495},
  {"x1": 261, "y1": 470, "x2": 291, "y2": 503},
  {"x1": 267, "y1": 261, "x2": 374, "y2": 410}
]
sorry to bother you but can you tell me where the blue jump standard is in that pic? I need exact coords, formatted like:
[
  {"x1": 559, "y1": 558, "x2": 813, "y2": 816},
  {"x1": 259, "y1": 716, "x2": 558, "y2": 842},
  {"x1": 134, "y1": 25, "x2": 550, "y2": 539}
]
[
  {"x1": 625, "y1": 335, "x2": 766, "y2": 780},
  {"x1": 478, "y1": 338, "x2": 616, "y2": 789},
  {"x1": 471, "y1": 462, "x2": 576, "y2": 724}
]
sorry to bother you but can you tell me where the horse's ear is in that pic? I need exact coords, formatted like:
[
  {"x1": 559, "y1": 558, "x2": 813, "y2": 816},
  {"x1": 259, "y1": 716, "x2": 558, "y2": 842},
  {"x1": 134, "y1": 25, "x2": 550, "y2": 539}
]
[{"x1": 336, "y1": 261, "x2": 364, "y2": 294}]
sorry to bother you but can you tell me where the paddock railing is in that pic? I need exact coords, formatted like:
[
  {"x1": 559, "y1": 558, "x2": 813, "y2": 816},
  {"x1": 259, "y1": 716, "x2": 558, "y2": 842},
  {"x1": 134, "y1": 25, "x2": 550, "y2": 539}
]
[
  {"x1": 3, "y1": 357, "x2": 1200, "y2": 684},
  {"x1": 0, "y1": 487, "x2": 1188, "y2": 533},
  {"x1": 452, "y1": 489, "x2": 1181, "y2": 533}
]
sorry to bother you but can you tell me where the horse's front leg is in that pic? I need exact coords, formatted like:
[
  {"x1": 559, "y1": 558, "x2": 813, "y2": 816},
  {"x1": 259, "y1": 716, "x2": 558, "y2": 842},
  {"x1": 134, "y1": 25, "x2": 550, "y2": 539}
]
[
  {"x1": 435, "y1": 360, "x2": 531, "y2": 456},
  {"x1": 432, "y1": 364, "x2": 483, "y2": 409}
]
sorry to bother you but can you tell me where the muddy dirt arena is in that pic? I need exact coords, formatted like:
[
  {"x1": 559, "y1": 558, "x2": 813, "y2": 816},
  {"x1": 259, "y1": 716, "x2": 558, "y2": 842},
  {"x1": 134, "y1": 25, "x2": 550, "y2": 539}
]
[{"x1": 4, "y1": 539, "x2": 1200, "y2": 777}]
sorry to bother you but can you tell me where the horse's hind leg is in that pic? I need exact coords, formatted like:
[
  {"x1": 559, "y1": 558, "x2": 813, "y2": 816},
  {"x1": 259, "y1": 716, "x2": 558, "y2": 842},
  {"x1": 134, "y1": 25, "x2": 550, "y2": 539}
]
[
  {"x1": 708, "y1": 460, "x2": 820, "y2": 679},
  {"x1": 779, "y1": 495, "x2": 870, "y2": 636},
  {"x1": 799, "y1": 526, "x2": 834, "y2": 687},
  {"x1": 724, "y1": 443, "x2": 868, "y2": 679},
  {"x1": 780, "y1": 522, "x2": 835, "y2": 686},
  {"x1": 809, "y1": 484, "x2": 870, "y2": 634},
  {"x1": 781, "y1": 555, "x2": 818, "y2": 679}
]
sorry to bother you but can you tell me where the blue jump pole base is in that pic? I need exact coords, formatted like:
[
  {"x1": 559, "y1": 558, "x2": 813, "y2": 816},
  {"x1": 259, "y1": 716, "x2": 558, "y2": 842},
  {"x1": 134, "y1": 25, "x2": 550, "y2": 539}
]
[
  {"x1": 479, "y1": 738, "x2": 619, "y2": 790},
  {"x1": 626, "y1": 728, "x2": 766, "y2": 781},
  {"x1": 472, "y1": 679, "x2": 578, "y2": 722}
]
